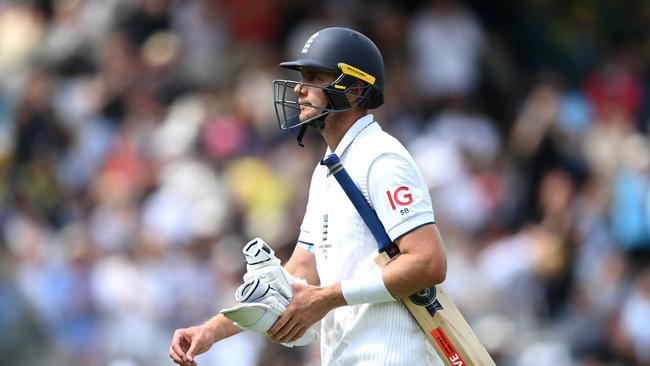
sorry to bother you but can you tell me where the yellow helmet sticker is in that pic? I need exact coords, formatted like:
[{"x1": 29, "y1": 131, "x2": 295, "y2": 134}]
[{"x1": 338, "y1": 63, "x2": 376, "y2": 85}]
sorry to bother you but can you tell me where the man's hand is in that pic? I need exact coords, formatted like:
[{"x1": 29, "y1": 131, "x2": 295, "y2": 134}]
[
  {"x1": 169, "y1": 325, "x2": 215, "y2": 366},
  {"x1": 267, "y1": 282, "x2": 346, "y2": 343}
]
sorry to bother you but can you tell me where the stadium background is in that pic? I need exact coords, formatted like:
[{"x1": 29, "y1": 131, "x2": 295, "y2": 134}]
[{"x1": 0, "y1": 0, "x2": 649, "y2": 365}]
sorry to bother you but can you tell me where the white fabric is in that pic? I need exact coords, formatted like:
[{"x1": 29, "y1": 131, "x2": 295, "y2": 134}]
[
  {"x1": 244, "y1": 265, "x2": 299, "y2": 301},
  {"x1": 367, "y1": 153, "x2": 436, "y2": 241},
  {"x1": 243, "y1": 237, "x2": 303, "y2": 299},
  {"x1": 243, "y1": 237, "x2": 282, "y2": 268},
  {"x1": 340, "y1": 267, "x2": 394, "y2": 305},
  {"x1": 298, "y1": 114, "x2": 442, "y2": 365},
  {"x1": 220, "y1": 276, "x2": 317, "y2": 347},
  {"x1": 235, "y1": 277, "x2": 289, "y2": 306},
  {"x1": 230, "y1": 237, "x2": 317, "y2": 347},
  {"x1": 221, "y1": 303, "x2": 280, "y2": 334},
  {"x1": 297, "y1": 239, "x2": 315, "y2": 253}
]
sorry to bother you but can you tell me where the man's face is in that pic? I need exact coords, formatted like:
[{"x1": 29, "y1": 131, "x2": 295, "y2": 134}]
[{"x1": 293, "y1": 68, "x2": 337, "y2": 122}]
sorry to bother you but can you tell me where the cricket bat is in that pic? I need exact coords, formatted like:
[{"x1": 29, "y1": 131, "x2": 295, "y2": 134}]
[{"x1": 321, "y1": 153, "x2": 496, "y2": 366}]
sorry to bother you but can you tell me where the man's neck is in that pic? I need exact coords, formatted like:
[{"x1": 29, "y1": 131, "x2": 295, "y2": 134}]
[{"x1": 319, "y1": 111, "x2": 366, "y2": 151}]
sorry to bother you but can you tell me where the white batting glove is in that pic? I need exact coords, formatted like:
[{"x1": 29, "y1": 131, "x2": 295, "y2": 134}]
[
  {"x1": 220, "y1": 277, "x2": 287, "y2": 332},
  {"x1": 242, "y1": 238, "x2": 306, "y2": 300},
  {"x1": 220, "y1": 276, "x2": 317, "y2": 347}
]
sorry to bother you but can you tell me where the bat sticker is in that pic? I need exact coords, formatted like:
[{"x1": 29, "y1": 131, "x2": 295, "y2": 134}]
[{"x1": 409, "y1": 286, "x2": 444, "y2": 316}]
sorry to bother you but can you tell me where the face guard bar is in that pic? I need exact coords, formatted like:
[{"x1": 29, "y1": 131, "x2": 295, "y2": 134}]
[{"x1": 273, "y1": 66, "x2": 373, "y2": 130}]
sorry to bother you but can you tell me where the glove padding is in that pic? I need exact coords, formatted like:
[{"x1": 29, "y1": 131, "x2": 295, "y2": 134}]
[
  {"x1": 220, "y1": 276, "x2": 317, "y2": 347},
  {"x1": 220, "y1": 276, "x2": 286, "y2": 333},
  {"x1": 242, "y1": 237, "x2": 306, "y2": 299},
  {"x1": 221, "y1": 238, "x2": 316, "y2": 347}
]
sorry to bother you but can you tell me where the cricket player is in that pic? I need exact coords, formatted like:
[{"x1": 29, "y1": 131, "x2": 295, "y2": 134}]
[{"x1": 170, "y1": 27, "x2": 447, "y2": 366}]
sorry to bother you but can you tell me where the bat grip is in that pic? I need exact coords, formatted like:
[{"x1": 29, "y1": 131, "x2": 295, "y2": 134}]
[{"x1": 320, "y1": 153, "x2": 397, "y2": 255}]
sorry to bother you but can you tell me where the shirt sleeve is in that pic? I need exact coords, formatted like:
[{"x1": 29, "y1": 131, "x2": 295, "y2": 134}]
[
  {"x1": 297, "y1": 167, "x2": 319, "y2": 253},
  {"x1": 367, "y1": 153, "x2": 435, "y2": 241}
]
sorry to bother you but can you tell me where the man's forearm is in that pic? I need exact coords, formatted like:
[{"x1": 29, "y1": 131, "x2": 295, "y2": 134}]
[
  {"x1": 382, "y1": 249, "x2": 447, "y2": 300},
  {"x1": 202, "y1": 313, "x2": 243, "y2": 343},
  {"x1": 383, "y1": 224, "x2": 447, "y2": 299},
  {"x1": 284, "y1": 246, "x2": 320, "y2": 286},
  {"x1": 319, "y1": 282, "x2": 347, "y2": 309}
]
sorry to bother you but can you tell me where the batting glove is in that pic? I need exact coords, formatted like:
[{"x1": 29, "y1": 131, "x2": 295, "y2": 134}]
[
  {"x1": 242, "y1": 238, "x2": 306, "y2": 299},
  {"x1": 220, "y1": 276, "x2": 317, "y2": 347}
]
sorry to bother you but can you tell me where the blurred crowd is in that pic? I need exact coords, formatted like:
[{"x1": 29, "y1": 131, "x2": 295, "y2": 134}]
[{"x1": 0, "y1": 0, "x2": 649, "y2": 365}]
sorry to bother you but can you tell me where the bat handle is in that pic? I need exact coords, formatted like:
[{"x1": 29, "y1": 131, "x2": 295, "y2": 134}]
[{"x1": 382, "y1": 242, "x2": 400, "y2": 258}]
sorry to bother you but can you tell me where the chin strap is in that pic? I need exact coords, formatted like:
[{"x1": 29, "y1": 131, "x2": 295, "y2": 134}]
[{"x1": 297, "y1": 124, "x2": 308, "y2": 147}]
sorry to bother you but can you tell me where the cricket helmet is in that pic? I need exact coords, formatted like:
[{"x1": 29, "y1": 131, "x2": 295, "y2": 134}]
[{"x1": 273, "y1": 27, "x2": 385, "y2": 134}]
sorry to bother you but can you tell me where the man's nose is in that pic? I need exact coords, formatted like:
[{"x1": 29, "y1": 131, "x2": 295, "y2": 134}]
[{"x1": 293, "y1": 82, "x2": 304, "y2": 94}]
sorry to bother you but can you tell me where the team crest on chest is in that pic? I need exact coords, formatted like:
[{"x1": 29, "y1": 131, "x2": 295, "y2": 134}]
[
  {"x1": 318, "y1": 213, "x2": 331, "y2": 260},
  {"x1": 322, "y1": 213, "x2": 329, "y2": 242}
]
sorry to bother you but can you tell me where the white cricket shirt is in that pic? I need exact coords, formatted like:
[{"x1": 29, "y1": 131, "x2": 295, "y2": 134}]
[{"x1": 297, "y1": 114, "x2": 443, "y2": 366}]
